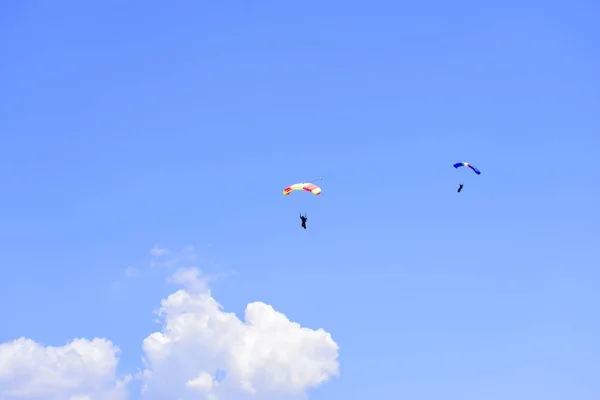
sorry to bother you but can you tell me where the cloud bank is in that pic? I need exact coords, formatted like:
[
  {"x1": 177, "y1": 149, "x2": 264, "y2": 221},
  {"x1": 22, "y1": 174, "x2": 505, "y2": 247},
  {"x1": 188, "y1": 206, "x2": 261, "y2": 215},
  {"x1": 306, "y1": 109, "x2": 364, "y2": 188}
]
[
  {"x1": 0, "y1": 246, "x2": 339, "y2": 400},
  {"x1": 0, "y1": 337, "x2": 128, "y2": 400}
]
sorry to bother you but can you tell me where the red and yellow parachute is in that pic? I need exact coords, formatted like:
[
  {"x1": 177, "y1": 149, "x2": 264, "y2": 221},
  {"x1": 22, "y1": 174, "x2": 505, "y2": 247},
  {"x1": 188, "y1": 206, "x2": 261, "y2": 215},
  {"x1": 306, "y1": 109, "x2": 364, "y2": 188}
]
[{"x1": 282, "y1": 182, "x2": 322, "y2": 196}]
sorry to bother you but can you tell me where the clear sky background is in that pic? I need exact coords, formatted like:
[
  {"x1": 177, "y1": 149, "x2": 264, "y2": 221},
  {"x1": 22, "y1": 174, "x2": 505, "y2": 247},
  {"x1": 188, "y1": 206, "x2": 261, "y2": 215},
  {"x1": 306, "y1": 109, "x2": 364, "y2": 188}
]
[{"x1": 1, "y1": 1, "x2": 599, "y2": 399}]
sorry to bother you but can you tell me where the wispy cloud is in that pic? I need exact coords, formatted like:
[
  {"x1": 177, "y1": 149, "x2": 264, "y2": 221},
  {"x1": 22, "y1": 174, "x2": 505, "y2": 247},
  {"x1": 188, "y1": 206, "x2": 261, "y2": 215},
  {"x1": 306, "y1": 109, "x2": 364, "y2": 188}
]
[
  {"x1": 149, "y1": 244, "x2": 168, "y2": 258},
  {"x1": 149, "y1": 245, "x2": 196, "y2": 270},
  {"x1": 123, "y1": 266, "x2": 140, "y2": 278}
]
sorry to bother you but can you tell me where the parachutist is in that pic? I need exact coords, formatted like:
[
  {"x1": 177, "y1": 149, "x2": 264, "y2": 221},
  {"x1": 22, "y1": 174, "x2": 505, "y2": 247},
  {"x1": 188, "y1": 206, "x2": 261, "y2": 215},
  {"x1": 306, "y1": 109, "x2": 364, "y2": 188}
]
[
  {"x1": 457, "y1": 184, "x2": 463, "y2": 193},
  {"x1": 300, "y1": 213, "x2": 307, "y2": 229}
]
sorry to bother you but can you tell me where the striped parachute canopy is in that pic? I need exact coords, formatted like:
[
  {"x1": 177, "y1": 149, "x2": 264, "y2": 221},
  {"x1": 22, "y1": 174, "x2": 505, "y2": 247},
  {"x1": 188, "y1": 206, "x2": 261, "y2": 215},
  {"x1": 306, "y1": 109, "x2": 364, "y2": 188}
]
[
  {"x1": 283, "y1": 182, "x2": 322, "y2": 196},
  {"x1": 453, "y1": 162, "x2": 481, "y2": 175}
]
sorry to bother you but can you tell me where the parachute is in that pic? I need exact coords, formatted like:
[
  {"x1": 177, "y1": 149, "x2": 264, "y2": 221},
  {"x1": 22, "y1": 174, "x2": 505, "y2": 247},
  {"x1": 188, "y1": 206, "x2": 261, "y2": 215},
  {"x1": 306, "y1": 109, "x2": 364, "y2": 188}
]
[
  {"x1": 283, "y1": 178, "x2": 323, "y2": 229},
  {"x1": 453, "y1": 162, "x2": 481, "y2": 175},
  {"x1": 283, "y1": 182, "x2": 322, "y2": 196}
]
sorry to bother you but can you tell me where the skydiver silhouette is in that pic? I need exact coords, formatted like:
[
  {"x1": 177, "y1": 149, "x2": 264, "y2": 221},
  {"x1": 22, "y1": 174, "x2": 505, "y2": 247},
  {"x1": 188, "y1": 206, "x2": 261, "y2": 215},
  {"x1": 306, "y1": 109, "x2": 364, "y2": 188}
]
[
  {"x1": 457, "y1": 183, "x2": 464, "y2": 193},
  {"x1": 300, "y1": 213, "x2": 307, "y2": 229}
]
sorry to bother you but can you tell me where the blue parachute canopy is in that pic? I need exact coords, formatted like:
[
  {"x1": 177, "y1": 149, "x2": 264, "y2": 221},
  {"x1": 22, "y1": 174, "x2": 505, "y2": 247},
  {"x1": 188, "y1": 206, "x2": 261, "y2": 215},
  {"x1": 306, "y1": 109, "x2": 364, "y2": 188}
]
[{"x1": 453, "y1": 162, "x2": 481, "y2": 175}]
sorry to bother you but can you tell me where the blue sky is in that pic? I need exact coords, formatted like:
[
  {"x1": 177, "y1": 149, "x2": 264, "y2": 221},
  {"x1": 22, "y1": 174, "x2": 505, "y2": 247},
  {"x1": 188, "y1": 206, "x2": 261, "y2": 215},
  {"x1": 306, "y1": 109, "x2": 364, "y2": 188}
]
[{"x1": 1, "y1": 0, "x2": 599, "y2": 399}]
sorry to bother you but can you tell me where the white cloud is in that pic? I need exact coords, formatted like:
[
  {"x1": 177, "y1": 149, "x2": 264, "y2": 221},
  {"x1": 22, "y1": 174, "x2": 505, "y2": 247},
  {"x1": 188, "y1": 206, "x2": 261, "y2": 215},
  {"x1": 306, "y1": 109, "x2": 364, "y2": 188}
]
[
  {"x1": 0, "y1": 337, "x2": 129, "y2": 400},
  {"x1": 140, "y1": 266, "x2": 339, "y2": 399},
  {"x1": 0, "y1": 245, "x2": 339, "y2": 400}
]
